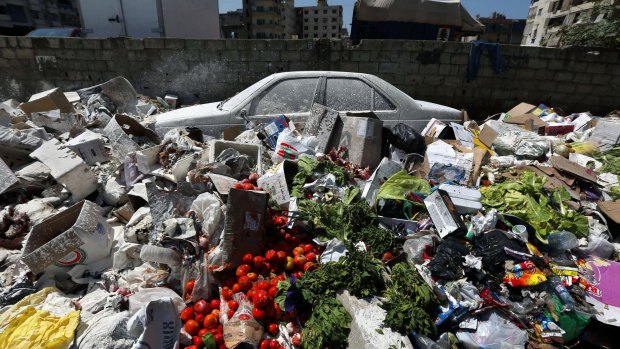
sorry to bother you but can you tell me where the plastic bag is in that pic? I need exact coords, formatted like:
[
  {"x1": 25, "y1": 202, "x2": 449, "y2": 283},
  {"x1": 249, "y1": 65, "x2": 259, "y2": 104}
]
[
  {"x1": 543, "y1": 295, "x2": 591, "y2": 342},
  {"x1": 389, "y1": 123, "x2": 425, "y2": 154},
  {"x1": 456, "y1": 311, "x2": 528, "y2": 349},
  {"x1": 221, "y1": 292, "x2": 264, "y2": 348},
  {"x1": 403, "y1": 233, "x2": 440, "y2": 264},
  {"x1": 214, "y1": 148, "x2": 254, "y2": 179},
  {"x1": 0, "y1": 287, "x2": 80, "y2": 349},
  {"x1": 473, "y1": 230, "x2": 527, "y2": 274},
  {"x1": 190, "y1": 192, "x2": 225, "y2": 236},
  {"x1": 428, "y1": 237, "x2": 469, "y2": 281},
  {"x1": 469, "y1": 209, "x2": 499, "y2": 237},
  {"x1": 273, "y1": 128, "x2": 314, "y2": 161},
  {"x1": 375, "y1": 170, "x2": 431, "y2": 203}
]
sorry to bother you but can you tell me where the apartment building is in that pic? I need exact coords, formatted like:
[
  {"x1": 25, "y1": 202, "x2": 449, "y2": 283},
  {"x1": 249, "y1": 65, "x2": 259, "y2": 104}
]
[
  {"x1": 221, "y1": 9, "x2": 247, "y2": 38},
  {"x1": 297, "y1": 0, "x2": 343, "y2": 39},
  {"x1": 0, "y1": 0, "x2": 80, "y2": 36},
  {"x1": 522, "y1": 0, "x2": 618, "y2": 46},
  {"x1": 243, "y1": 0, "x2": 295, "y2": 39}
]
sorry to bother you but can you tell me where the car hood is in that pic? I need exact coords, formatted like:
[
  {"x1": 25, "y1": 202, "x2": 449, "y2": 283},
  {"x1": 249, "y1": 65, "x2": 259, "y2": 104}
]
[{"x1": 155, "y1": 102, "x2": 228, "y2": 128}]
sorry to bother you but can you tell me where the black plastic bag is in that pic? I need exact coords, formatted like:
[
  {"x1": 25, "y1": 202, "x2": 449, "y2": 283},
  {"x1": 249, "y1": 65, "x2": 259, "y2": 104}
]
[
  {"x1": 473, "y1": 230, "x2": 527, "y2": 275},
  {"x1": 389, "y1": 123, "x2": 426, "y2": 154},
  {"x1": 428, "y1": 237, "x2": 469, "y2": 281}
]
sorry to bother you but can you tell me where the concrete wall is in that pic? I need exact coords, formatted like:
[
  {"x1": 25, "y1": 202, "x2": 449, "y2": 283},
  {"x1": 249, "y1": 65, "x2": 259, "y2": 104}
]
[{"x1": 0, "y1": 36, "x2": 619, "y2": 118}]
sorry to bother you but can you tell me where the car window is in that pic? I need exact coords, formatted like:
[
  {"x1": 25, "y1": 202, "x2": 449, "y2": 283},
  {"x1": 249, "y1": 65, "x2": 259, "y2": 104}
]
[
  {"x1": 251, "y1": 78, "x2": 319, "y2": 115},
  {"x1": 374, "y1": 90, "x2": 396, "y2": 111},
  {"x1": 325, "y1": 78, "x2": 372, "y2": 111}
]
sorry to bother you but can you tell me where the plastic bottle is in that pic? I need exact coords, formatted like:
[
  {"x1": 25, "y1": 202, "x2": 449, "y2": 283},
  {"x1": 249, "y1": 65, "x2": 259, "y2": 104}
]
[
  {"x1": 547, "y1": 231, "x2": 578, "y2": 251},
  {"x1": 548, "y1": 276, "x2": 575, "y2": 312}
]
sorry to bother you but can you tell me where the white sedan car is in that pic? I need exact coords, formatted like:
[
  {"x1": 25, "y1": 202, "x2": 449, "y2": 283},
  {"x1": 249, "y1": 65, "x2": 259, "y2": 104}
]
[{"x1": 154, "y1": 71, "x2": 463, "y2": 137}]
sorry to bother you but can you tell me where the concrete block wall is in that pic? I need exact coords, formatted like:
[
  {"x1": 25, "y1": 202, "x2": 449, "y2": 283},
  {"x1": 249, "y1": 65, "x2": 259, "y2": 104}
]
[{"x1": 1, "y1": 36, "x2": 619, "y2": 118}]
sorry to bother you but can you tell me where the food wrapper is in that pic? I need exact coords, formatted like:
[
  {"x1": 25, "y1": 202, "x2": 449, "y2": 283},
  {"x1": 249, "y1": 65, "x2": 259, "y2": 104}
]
[{"x1": 503, "y1": 260, "x2": 547, "y2": 287}]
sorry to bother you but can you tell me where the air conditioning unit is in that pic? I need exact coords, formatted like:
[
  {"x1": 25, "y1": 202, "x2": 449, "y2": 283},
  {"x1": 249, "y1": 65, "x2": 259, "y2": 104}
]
[{"x1": 437, "y1": 27, "x2": 450, "y2": 41}]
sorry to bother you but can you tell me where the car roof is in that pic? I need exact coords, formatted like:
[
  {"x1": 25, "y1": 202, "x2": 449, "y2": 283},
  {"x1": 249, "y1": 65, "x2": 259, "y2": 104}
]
[{"x1": 269, "y1": 71, "x2": 378, "y2": 80}]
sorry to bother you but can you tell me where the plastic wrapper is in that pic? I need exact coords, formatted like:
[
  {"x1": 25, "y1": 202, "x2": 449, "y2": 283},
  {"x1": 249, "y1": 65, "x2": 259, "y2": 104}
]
[
  {"x1": 547, "y1": 231, "x2": 578, "y2": 251},
  {"x1": 181, "y1": 258, "x2": 212, "y2": 303},
  {"x1": 428, "y1": 237, "x2": 469, "y2": 281},
  {"x1": 473, "y1": 230, "x2": 527, "y2": 274},
  {"x1": 490, "y1": 121, "x2": 550, "y2": 159},
  {"x1": 273, "y1": 128, "x2": 314, "y2": 162},
  {"x1": 469, "y1": 209, "x2": 499, "y2": 237},
  {"x1": 214, "y1": 148, "x2": 254, "y2": 179},
  {"x1": 502, "y1": 261, "x2": 547, "y2": 287},
  {"x1": 456, "y1": 311, "x2": 528, "y2": 349},
  {"x1": 190, "y1": 192, "x2": 225, "y2": 238},
  {"x1": 428, "y1": 163, "x2": 466, "y2": 184},
  {"x1": 489, "y1": 156, "x2": 534, "y2": 168}
]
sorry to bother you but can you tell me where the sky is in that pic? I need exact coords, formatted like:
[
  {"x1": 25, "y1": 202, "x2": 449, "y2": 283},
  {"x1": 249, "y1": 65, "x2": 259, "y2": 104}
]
[{"x1": 218, "y1": 0, "x2": 531, "y2": 29}]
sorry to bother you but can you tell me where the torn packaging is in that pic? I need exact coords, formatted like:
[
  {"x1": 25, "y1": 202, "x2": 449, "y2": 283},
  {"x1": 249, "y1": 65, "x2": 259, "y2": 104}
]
[
  {"x1": 103, "y1": 114, "x2": 161, "y2": 160},
  {"x1": 208, "y1": 188, "x2": 268, "y2": 270},
  {"x1": 21, "y1": 200, "x2": 113, "y2": 275}
]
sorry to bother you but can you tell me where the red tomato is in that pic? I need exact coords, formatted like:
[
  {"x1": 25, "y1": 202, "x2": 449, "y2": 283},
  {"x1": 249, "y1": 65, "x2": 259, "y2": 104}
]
[
  {"x1": 292, "y1": 247, "x2": 305, "y2": 256},
  {"x1": 186, "y1": 346, "x2": 199, "y2": 349},
  {"x1": 180, "y1": 307, "x2": 194, "y2": 322},
  {"x1": 236, "y1": 267, "x2": 247, "y2": 277},
  {"x1": 304, "y1": 262, "x2": 317, "y2": 272},
  {"x1": 247, "y1": 289, "x2": 255, "y2": 299},
  {"x1": 193, "y1": 336, "x2": 203, "y2": 346},
  {"x1": 276, "y1": 251, "x2": 287, "y2": 262},
  {"x1": 194, "y1": 299, "x2": 210, "y2": 315},
  {"x1": 268, "y1": 286, "x2": 278, "y2": 299},
  {"x1": 253, "y1": 256, "x2": 265, "y2": 269},
  {"x1": 265, "y1": 250, "x2": 278, "y2": 263},
  {"x1": 293, "y1": 254, "x2": 307, "y2": 270},
  {"x1": 252, "y1": 290, "x2": 269, "y2": 309},
  {"x1": 303, "y1": 244, "x2": 314, "y2": 253},
  {"x1": 184, "y1": 319, "x2": 200, "y2": 336},
  {"x1": 270, "y1": 278, "x2": 279, "y2": 287},
  {"x1": 238, "y1": 276, "x2": 251, "y2": 291},
  {"x1": 260, "y1": 339, "x2": 271, "y2": 349},
  {"x1": 238, "y1": 314, "x2": 251, "y2": 320},
  {"x1": 240, "y1": 264, "x2": 252, "y2": 273},
  {"x1": 221, "y1": 287, "x2": 233, "y2": 300},
  {"x1": 214, "y1": 332, "x2": 224, "y2": 344},
  {"x1": 194, "y1": 313, "x2": 205, "y2": 324},
  {"x1": 246, "y1": 272, "x2": 258, "y2": 282},
  {"x1": 228, "y1": 300, "x2": 239, "y2": 312},
  {"x1": 277, "y1": 274, "x2": 286, "y2": 281},
  {"x1": 232, "y1": 283, "x2": 241, "y2": 294},
  {"x1": 257, "y1": 280, "x2": 271, "y2": 291},
  {"x1": 305, "y1": 252, "x2": 317, "y2": 263},
  {"x1": 270, "y1": 339, "x2": 280, "y2": 349},
  {"x1": 203, "y1": 314, "x2": 219, "y2": 329},
  {"x1": 252, "y1": 307, "x2": 266, "y2": 320},
  {"x1": 292, "y1": 333, "x2": 302, "y2": 347},
  {"x1": 218, "y1": 344, "x2": 226, "y2": 349},
  {"x1": 243, "y1": 253, "x2": 254, "y2": 264},
  {"x1": 248, "y1": 173, "x2": 259, "y2": 184},
  {"x1": 234, "y1": 183, "x2": 244, "y2": 189},
  {"x1": 198, "y1": 328, "x2": 209, "y2": 337},
  {"x1": 382, "y1": 252, "x2": 394, "y2": 262},
  {"x1": 243, "y1": 183, "x2": 255, "y2": 190},
  {"x1": 268, "y1": 323, "x2": 279, "y2": 335},
  {"x1": 209, "y1": 299, "x2": 221, "y2": 310},
  {"x1": 185, "y1": 279, "x2": 196, "y2": 294},
  {"x1": 227, "y1": 309, "x2": 235, "y2": 319}
]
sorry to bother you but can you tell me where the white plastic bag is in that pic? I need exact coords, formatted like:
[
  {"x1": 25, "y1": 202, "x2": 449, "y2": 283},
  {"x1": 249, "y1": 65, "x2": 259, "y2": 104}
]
[
  {"x1": 456, "y1": 312, "x2": 527, "y2": 349},
  {"x1": 190, "y1": 192, "x2": 225, "y2": 238},
  {"x1": 273, "y1": 128, "x2": 314, "y2": 162}
]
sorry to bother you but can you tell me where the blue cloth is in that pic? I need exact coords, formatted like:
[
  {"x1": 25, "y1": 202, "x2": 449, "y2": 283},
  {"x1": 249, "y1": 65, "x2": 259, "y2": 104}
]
[{"x1": 467, "y1": 41, "x2": 506, "y2": 81}]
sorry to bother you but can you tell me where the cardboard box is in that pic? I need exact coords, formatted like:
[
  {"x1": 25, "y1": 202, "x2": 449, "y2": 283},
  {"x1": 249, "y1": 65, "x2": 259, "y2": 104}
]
[
  {"x1": 64, "y1": 129, "x2": 109, "y2": 165},
  {"x1": 504, "y1": 113, "x2": 548, "y2": 132},
  {"x1": 338, "y1": 115, "x2": 383, "y2": 169},
  {"x1": 550, "y1": 155, "x2": 598, "y2": 184},
  {"x1": 103, "y1": 114, "x2": 161, "y2": 160},
  {"x1": 543, "y1": 123, "x2": 575, "y2": 136},
  {"x1": 303, "y1": 104, "x2": 340, "y2": 153},
  {"x1": 424, "y1": 189, "x2": 467, "y2": 238},
  {"x1": 257, "y1": 160, "x2": 298, "y2": 206},
  {"x1": 506, "y1": 102, "x2": 536, "y2": 117},
  {"x1": 213, "y1": 188, "x2": 268, "y2": 269},
  {"x1": 262, "y1": 115, "x2": 290, "y2": 150},
  {"x1": 598, "y1": 201, "x2": 620, "y2": 225},
  {"x1": 0, "y1": 157, "x2": 19, "y2": 194},
  {"x1": 209, "y1": 140, "x2": 263, "y2": 174},
  {"x1": 30, "y1": 110, "x2": 82, "y2": 133},
  {"x1": 21, "y1": 200, "x2": 113, "y2": 274},
  {"x1": 421, "y1": 118, "x2": 448, "y2": 138},
  {"x1": 478, "y1": 123, "x2": 499, "y2": 148},
  {"x1": 20, "y1": 88, "x2": 76, "y2": 115},
  {"x1": 30, "y1": 139, "x2": 98, "y2": 201}
]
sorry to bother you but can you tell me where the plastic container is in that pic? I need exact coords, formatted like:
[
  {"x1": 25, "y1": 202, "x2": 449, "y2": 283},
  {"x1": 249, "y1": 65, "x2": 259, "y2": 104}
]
[
  {"x1": 547, "y1": 231, "x2": 578, "y2": 251},
  {"x1": 548, "y1": 276, "x2": 575, "y2": 312}
]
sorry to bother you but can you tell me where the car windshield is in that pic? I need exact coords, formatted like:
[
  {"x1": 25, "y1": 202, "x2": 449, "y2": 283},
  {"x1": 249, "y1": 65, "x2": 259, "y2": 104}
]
[
  {"x1": 220, "y1": 75, "x2": 274, "y2": 111},
  {"x1": 27, "y1": 28, "x2": 77, "y2": 37}
]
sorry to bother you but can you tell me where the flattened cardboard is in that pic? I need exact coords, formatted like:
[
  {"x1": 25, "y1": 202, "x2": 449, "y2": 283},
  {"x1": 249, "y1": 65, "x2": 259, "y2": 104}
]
[
  {"x1": 338, "y1": 115, "x2": 383, "y2": 170},
  {"x1": 103, "y1": 114, "x2": 161, "y2": 160},
  {"x1": 257, "y1": 160, "x2": 298, "y2": 206},
  {"x1": 550, "y1": 155, "x2": 598, "y2": 184},
  {"x1": 478, "y1": 124, "x2": 499, "y2": 148},
  {"x1": 207, "y1": 173, "x2": 239, "y2": 195},
  {"x1": 504, "y1": 113, "x2": 548, "y2": 131},
  {"x1": 506, "y1": 102, "x2": 536, "y2": 117},
  {"x1": 21, "y1": 200, "x2": 113, "y2": 274},
  {"x1": 20, "y1": 88, "x2": 76, "y2": 115},
  {"x1": 598, "y1": 201, "x2": 620, "y2": 225}
]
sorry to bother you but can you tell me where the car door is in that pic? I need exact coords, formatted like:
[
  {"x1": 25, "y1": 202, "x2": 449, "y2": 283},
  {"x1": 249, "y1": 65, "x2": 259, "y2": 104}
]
[
  {"x1": 244, "y1": 77, "x2": 322, "y2": 127},
  {"x1": 322, "y1": 77, "x2": 400, "y2": 128}
]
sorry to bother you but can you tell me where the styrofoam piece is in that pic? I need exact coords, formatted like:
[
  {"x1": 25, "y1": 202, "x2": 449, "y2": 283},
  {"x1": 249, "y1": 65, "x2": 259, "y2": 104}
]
[
  {"x1": 64, "y1": 129, "x2": 109, "y2": 165},
  {"x1": 139, "y1": 245, "x2": 181, "y2": 267},
  {"x1": 208, "y1": 140, "x2": 263, "y2": 174},
  {"x1": 424, "y1": 189, "x2": 467, "y2": 238},
  {"x1": 438, "y1": 184, "x2": 482, "y2": 201},
  {"x1": 450, "y1": 196, "x2": 483, "y2": 214},
  {"x1": 30, "y1": 139, "x2": 98, "y2": 201}
]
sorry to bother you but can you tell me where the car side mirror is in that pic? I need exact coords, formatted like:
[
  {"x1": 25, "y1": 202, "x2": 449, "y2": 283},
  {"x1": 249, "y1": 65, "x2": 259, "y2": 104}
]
[{"x1": 239, "y1": 109, "x2": 249, "y2": 122}]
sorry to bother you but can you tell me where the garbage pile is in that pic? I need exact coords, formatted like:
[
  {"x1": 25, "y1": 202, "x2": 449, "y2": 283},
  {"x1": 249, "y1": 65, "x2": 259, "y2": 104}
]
[{"x1": 1, "y1": 78, "x2": 620, "y2": 349}]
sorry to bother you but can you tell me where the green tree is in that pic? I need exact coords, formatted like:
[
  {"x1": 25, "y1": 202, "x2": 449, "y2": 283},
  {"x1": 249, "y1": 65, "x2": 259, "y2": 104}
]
[{"x1": 559, "y1": 3, "x2": 620, "y2": 48}]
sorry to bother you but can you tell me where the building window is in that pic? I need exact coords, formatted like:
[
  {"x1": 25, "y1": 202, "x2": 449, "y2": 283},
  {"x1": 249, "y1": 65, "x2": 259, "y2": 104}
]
[
  {"x1": 31, "y1": 10, "x2": 40, "y2": 19},
  {"x1": 323, "y1": 33, "x2": 327, "y2": 37},
  {"x1": 323, "y1": 10, "x2": 327, "y2": 14},
  {"x1": 538, "y1": 8, "x2": 542, "y2": 15},
  {"x1": 304, "y1": 18, "x2": 308, "y2": 22},
  {"x1": 304, "y1": 10, "x2": 308, "y2": 14},
  {"x1": 304, "y1": 26, "x2": 308, "y2": 30},
  {"x1": 314, "y1": 18, "x2": 318, "y2": 22},
  {"x1": 257, "y1": 19, "x2": 266, "y2": 25},
  {"x1": 7, "y1": 4, "x2": 27, "y2": 23},
  {"x1": 332, "y1": 9, "x2": 336, "y2": 14},
  {"x1": 332, "y1": 26, "x2": 336, "y2": 29},
  {"x1": 331, "y1": 17, "x2": 336, "y2": 22},
  {"x1": 322, "y1": 18, "x2": 327, "y2": 23},
  {"x1": 323, "y1": 26, "x2": 327, "y2": 30},
  {"x1": 314, "y1": 26, "x2": 318, "y2": 30},
  {"x1": 314, "y1": 10, "x2": 318, "y2": 14},
  {"x1": 332, "y1": 33, "x2": 336, "y2": 37},
  {"x1": 304, "y1": 34, "x2": 308, "y2": 38},
  {"x1": 314, "y1": 33, "x2": 318, "y2": 37}
]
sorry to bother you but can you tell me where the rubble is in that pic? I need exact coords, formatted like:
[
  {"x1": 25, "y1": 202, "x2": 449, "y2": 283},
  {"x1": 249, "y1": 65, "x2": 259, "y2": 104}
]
[{"x1": 1, "y1": 76, "x2": 620, "y2": 349}]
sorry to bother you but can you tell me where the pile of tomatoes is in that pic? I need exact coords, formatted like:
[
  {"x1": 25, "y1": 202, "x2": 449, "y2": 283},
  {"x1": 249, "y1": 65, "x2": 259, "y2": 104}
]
[
  {"x1": 179, "y1": 196, "x2": 322, "y2": 349},
  {"x1": 233, "y1": 173, "x2": 262, "y2": 191}
]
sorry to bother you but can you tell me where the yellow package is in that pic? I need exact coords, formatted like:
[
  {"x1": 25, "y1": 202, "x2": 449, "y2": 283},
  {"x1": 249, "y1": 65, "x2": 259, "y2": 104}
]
[{"x1": 0, "y1": 287, "x2": 80, "y2": 349}]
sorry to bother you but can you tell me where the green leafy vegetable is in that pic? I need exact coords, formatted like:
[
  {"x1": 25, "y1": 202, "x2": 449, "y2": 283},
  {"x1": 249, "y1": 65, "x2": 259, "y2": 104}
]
[
  {"x1": 381, "y1": 263, "x2": 438, "y2": 337},
  {"x1": 275, "y1": 279, "x2": 291, "y2": 310},
  {"x1": 291, "y1": 156, "x2": 348, "y2": 198},
  {"x1": 592, "y1": 146, "x2": 620, "y2": 176},
  {"x1": 348, "y1": 225, "x2": 395, "y2": 258},
  {"x1": 481, "y1": 171, "x2": 589, "y2": 240},
  {"x1": 301, "y1": 297, "x2": 351, "y2": 349}
]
